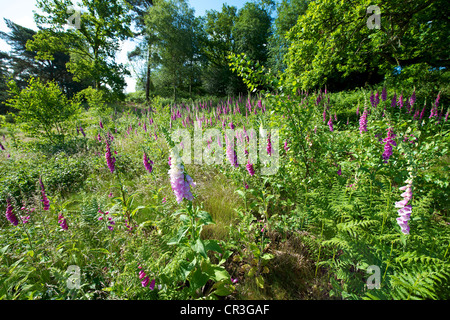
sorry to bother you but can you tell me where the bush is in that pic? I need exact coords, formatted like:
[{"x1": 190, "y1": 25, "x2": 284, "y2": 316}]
[
  {"x1": 77, "y1": 87, "x2": 107, "y2": 113},
  {"x1": 6, "y1": 77, "x2": 81, "y2": 143},
  {"x1": 0, "y1": 151, "x2": 91, "y2": 204}
]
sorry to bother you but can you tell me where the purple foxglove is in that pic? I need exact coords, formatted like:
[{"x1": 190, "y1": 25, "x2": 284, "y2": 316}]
[
  {"x1": 149, "y1": 278, "x2": 156, "y2": 290},
  {"x1": 284, "y1": 140, "x2": 289, "y2": 152},
  {"x1": 420, "y1": 102, "x2": 426, "y2": 120},
  {"x1": 225, "y1": 137, "x2": 239, "y2": 168},
  {"x1": 105, "y1": 140, "x2": 116, "y2": 174},
  {"x1": 21, "y1": 215, "x2": 31, "y2": 224},
  {"x1": 246, "y1": 161, "x2": 255, "y2": 177},
  {"x1": 80, "y1": 126, "x2": 86, "y2": 137},
  {"x1": 58, "y1": 213, "x2": 68, "y2": 230},
  {"x1": 391, "y1": 93, "x2": 397, "y2": 108},
  {"x1": 328, "y1": 116, "x2": 334, "y2": 132},
  {"x1": 5, "y1": 198, "x2": 19, "y2": 226},
  {"x1": 359, "y1": 108, "x2": 368, "y2": 134},
  {"x1": 395, "y1": 178, "x2": 413, "y2": 235},
  {"x1": 409, "y1": 90, "x2": 416, "y2": 107},
  {"x1": 143, "y1": 152, "x2": 153, "y2": 173},
  {"x1": 39, "y1": 178, "x2": 50, "y2": 211},
  {"x1": 370, "y1": 92, "x2": 375, "y2": 108},
  {"x1": 141, "y1": 275, "x2": 150, "y2": 287},
  {"x1": 168, "y1": 149, "x2": 194, "y2": 203},
  {"x1": 381, "y1": 87, "x2": 387, "y2": 101},
  {"x1": 267, "y1": 134, "x2": 272, "y2": 156},
  {"x1": 398, "y1": 94, "x2": 404, "y2": 109},
  {"x1": 435, "y1": 92, "x2": 440, "y2": 109},
  {"x1": 382, "y1": 127, "x2": 396, "y2": 163}
]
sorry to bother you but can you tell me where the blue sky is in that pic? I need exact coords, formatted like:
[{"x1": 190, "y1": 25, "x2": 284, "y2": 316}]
[
  {"x1": 190, "y1": 0, "x2": 249, "y2": 16},
  {"x1": 0, "y1": 0, "x2": 255, "y2": 92}
]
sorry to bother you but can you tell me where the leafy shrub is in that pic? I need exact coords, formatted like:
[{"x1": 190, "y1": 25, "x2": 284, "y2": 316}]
[
  {"x1": 6, "y1": 77, "x2": 81, "y2": 143},
  {"x1": 77, "y1": 87, "x2": 107, "y2": 113},
  {"x1": 0, "y1": 152, "x2": 91, "y2": 204}
]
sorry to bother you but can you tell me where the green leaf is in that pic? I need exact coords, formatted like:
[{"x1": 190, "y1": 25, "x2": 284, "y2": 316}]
[
  {"x1": 235, "y1": 189, "x2": 246, "y2": 199},
  {"x1": 211, "y1": 280, "x2": 234, "y2": 297},
  {"x1": 204, "y1": 240, "x2": 223, "y2": 254},
  {"x1": 255, "y1": 275, "x2": 264, "y2": 289},
  {"x1": 196, "y1": 210, "x2": 214, "y2": 226},
  {"x1": 89, "y1": 248, "x2": 110, "y2": 255},
  {"x1": 247, "y1": 266, "x2": 257, "y2": 278},
  {"x1": 191, "y1": 238, "x2": 208, "y2": 259},
  {"x1": 139, "y1": 220, "x2": 156, "y2": 228},
  {"x1": 203, "y1": 263, "x2": 230, "y2": 283},
  {"x1": 189, "y1": 266, "x2": 209, "y2": 292},
  {"x1": 167, "y1": 225, "x2": 189, "y2": 245},
  {"x1": 131, "y1": 206, "x2": 146, "y2": 217},
  {"x1": 179, "y1": 257, "x2": 197, "y2": 281},
  {"x1": 261, "y1": 253, "x2": 274, "y2": 261}
]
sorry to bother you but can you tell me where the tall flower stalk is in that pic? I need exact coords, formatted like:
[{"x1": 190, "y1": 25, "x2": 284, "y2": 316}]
[
  {"x1": 39, "y1": 177, "x2": 50, "y2": 211},
  {"x1": 395, "y1": 177, "x2": 413, "y2": 235},
  {"x1": 168, "y1": 148, "x2": 195, "y2": 203},
  {"x1": 105, "y1": 139, "x2": 116, "y2": 174},
  {"x1": 327, "y1": 115, "x2": 334, "y2": 132},
  {"x1": 143, "y1": 152, "x2": 154, "y2": 173},
  {"x1": 381, "y1": 87, "x2": 387, "y2": 101},
  {"x1": 138, "y1": 266, "x2": 156, "y2": 290},
  {"x1": 359, "y1": 108, "x2": 368, "y2": 134},
  {"x1": 225, "y1": 136, "x2": 239, "y2": 168},
  {"x1": 246, "y1": 161, "x2": 255, "y2": 177},
  {"x1": 58, "y1": 213, "x2": 68, "y2": 231},
  {"x1": 382, "y1": 127, "x2": 396, "y2": 163},
  {"x1": 5, "y1": 198, "x2": 19, "y2": 226},
  {"x1": 267, "y1": 133, "x2": 272, "y2": 156}
]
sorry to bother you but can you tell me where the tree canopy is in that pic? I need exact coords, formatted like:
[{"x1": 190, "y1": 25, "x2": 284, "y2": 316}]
[
  {"x1": 283, "y1": 0, "x2": 450, "y2": 91},
  {"x1": 0, "y1": 0, "x2": 448, "y2": 101},
  {"x1": 26, "y1": 0, "x2": 134, "y2": 99}
]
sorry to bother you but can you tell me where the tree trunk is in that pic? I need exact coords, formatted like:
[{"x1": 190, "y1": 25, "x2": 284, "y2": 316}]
[
  {"x1": 146, "y1": 47, "x2": 151, "y2": 102},
  {"x1": 189, "y1": 60, "x2": 193, "y2": 99}
]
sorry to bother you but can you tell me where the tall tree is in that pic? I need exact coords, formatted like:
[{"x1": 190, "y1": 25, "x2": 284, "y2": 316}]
[
  {"x1": 0, "y1": 51, "x2": 10, "y2": 114},
  {"x1": 232, "y1": 2, "x2": 272, "y2": 66},
  {"x1": 201, "y1": 4, "x2": 245, "y2": 95},
  {"x1": 127, "y1": 0, "x2": 154, "y2": 101},
  {"x1": 27, "y1": 0, "x2": 133, "y2": 100},
  {"x1": 145, "y1": 0, "x2": 201, "y2": 100},
  {"x1": 0, "y1": 19, "x2": 88, "y2": 96},
  {"x1": 267, "y1": 0, "x2": 310, "y2": 74}
]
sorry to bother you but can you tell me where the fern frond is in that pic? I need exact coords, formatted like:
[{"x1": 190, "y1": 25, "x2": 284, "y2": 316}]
[{"x1": 337, "y1": 219, "x2": 379, "y2": 238}]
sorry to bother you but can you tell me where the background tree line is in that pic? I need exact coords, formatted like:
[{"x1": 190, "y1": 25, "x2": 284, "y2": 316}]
[{"x1": 0, "y1": 0, "x2": 448, "y2": 112}]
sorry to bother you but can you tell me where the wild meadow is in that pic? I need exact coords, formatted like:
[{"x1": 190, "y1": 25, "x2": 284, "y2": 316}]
[
  {"x1": 1, "y1": 83, "x2": 449, "y2": 300},
  {"x1": 0, "y1": 0, "x2": 449, "y2": 301}
]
